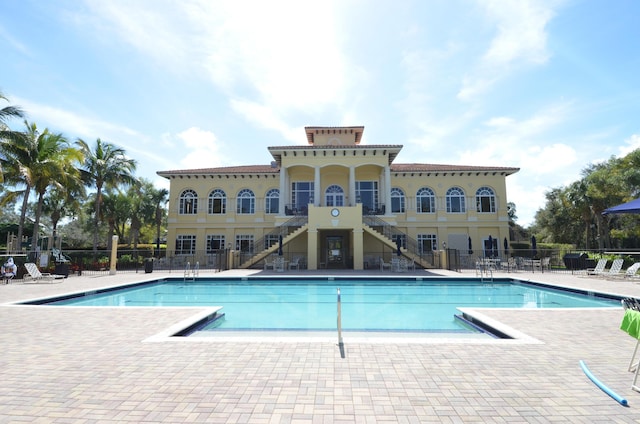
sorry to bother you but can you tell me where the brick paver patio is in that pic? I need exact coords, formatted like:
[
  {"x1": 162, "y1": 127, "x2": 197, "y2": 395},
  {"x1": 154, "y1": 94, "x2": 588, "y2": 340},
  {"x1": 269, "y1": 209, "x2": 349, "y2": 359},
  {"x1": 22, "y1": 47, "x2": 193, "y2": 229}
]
[{"x1": 1, "y1": 268, "x2": 640, "y2": 422}]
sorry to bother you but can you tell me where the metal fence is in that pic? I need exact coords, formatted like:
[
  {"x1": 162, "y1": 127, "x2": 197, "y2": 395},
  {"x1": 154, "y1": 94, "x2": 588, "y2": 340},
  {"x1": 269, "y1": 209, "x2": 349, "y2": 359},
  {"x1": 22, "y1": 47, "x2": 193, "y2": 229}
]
[{"x1": 10, "y1": 247, "x2": 640, "y2": 277}]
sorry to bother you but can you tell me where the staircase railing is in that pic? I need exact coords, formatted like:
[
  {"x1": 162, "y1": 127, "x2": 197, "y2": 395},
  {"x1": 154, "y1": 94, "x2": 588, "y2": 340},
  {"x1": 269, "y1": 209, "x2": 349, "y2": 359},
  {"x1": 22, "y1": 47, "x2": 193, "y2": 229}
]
[
  {"x1": 240, "y1": 215, "x2": 308, "y2": 264},
  {"x1": 363, "y1": 215, "x2": 434, "y2": 266}
]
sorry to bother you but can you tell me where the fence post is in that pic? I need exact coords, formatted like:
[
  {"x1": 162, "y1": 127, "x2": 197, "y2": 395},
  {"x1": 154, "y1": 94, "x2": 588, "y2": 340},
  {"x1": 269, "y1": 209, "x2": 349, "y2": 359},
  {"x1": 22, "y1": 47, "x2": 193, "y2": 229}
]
[{"x1": 109, "y1": 235, "x2": 118, "y2": 275}]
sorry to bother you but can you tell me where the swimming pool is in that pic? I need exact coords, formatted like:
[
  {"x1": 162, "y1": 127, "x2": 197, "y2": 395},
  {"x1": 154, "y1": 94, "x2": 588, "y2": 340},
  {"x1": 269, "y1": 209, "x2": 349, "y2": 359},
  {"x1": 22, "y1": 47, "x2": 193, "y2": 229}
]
[{"x1": 33, "y1": 277, "x2": 620, "y2": 336}]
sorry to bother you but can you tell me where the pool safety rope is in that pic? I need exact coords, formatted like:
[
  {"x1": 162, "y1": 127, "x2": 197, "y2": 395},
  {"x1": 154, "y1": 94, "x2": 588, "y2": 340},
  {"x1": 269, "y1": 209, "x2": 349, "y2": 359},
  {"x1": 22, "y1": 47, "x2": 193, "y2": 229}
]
[{"x1": 579, "y1": 360, "x2": 628, "y2": 406}]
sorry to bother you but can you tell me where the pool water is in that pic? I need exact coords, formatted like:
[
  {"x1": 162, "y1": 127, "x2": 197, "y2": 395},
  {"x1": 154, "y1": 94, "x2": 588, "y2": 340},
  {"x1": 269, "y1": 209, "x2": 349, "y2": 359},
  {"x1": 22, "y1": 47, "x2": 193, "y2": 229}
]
[{"x1": 42, "y1": 278, "x2": 620, "y2": 334}]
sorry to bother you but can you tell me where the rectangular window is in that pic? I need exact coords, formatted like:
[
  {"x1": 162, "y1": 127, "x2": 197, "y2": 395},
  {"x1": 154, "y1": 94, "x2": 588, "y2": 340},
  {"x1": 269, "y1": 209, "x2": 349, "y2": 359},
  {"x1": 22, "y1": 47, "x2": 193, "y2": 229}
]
[
  {"x1": 264, "y1": 234, "x2": 279, "y2": 250},
  {"x1": 356, "y1": 181, "x2": 379, "y2": 211},
  {"x1": 175, "y1": 235, "x2": 196, "y2": 255},
  {"x1": 291, "y1": 181, "x2": 314, "y2": 209},
  {"x1": 417, "y1": 234, "x2": 437, "y2": 253},
  {"x1": 235, "y1": 234, "x2": 254, "y2": 252},
  {"x1": 265, "y1": 197, "x2": 279, "y2": 214},
  {"x1": 476, "y1": 196, "x2": 495, "y2": 213},
  {"x1": 209, "y1": 197, "x2": 226, "y2": 214},
  {"x1": 206, "y1": 235, "x2": 225, "y2": 254}
]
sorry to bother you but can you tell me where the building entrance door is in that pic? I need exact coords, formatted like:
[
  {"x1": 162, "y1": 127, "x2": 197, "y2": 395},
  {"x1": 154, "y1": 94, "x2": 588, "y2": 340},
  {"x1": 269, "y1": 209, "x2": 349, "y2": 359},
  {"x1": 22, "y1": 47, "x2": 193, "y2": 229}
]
[{"x1": 326, "y1": 236, "x2": 344, "y2": 268}]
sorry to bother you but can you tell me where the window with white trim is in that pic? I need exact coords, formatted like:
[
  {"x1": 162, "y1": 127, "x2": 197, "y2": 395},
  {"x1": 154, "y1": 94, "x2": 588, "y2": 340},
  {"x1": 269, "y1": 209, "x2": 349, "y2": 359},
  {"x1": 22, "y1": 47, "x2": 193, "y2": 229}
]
[
  {"x1": 391, "y1": 187, "x2": 405, "y2": 213},
  {"x1": 475, "y1": 186, "x2": 496, "y2": 213},
  {"x1": 325, "y1": 185, "x2": 345, "y2": 207},
  {"x1": 265, "y1": 189, "x2": 279, "y2": 214},
  {"x1": 236, "y1": 189, "x2": 255, "y2": 214},
  {"x1": 235, "y1": 234, "x2": 254, "y2": 252},
  {"x1": 291, "y1": 181, "x2": 314, "y2": 209},
  {"x1": 208, "y1": 189, "x2": 226, "y2": 214},
  {"x1": 206, "y1": 235, "x2": 225, "y2": 254},
  {"x1": 446, "y1": 187, "x2": 466, "y2": 213},
  {"x1": 179, "y1": 189, "x2": 198, "y2": 214},
  {"x1": 175, "y1": 235, "x2": 196, "y2": 255},
  {"x1": 417, "y1": 234, "x2": 437, "y2": 253},
  {"x1": 416, "y1": 187, "x2": 436, "y2": 213},
  {"x1": 356, "y1": 181, "x2": 378, "y2": 211}
]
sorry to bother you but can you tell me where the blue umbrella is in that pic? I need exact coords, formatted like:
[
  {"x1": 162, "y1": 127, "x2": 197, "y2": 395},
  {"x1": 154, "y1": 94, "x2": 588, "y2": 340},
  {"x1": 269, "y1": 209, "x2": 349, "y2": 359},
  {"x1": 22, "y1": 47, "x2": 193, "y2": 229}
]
[
  {"x1": 278, "y1": 235, "x2": 283, "y2": 256},
  {"x1": 603, "y1": 197, "x2": 640, "y2": 215},
  {"x1": 468, "y1": 236, "x2": 473, "y2": 255},
  {"x1": 396, "y1": 238, "x2": 402, "y2": 256},
  {"x1": 503, "y1": 237, "x2": 509, "y2": 256}
]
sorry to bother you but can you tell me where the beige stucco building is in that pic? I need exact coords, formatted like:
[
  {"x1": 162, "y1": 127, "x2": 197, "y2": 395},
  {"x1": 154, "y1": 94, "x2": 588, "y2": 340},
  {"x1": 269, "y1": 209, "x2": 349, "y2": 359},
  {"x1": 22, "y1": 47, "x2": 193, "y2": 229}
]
[{"x1": 157, "y1": 126, "x2": 519, "y2": 271}]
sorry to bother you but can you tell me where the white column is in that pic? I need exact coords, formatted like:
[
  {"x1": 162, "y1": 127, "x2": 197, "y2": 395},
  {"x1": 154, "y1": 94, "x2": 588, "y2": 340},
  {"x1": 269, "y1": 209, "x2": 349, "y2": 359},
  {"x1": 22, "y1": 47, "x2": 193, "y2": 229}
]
[
  {"x1": 349, "y1": 166, "x2": 356, "y2": 206},
  {"x1": 314, "y1": 166, "x2": 320, "y2": 206},
  {"x1": 279, "y1": 165, "x2": 286, "y2": 215},
  {"x1": 384, "y1": 165, "x2": 392, "y2": 215}
]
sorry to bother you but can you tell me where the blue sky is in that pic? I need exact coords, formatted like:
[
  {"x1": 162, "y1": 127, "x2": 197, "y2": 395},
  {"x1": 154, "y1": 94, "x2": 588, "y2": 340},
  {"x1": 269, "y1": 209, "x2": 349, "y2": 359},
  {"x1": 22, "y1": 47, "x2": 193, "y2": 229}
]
[{"x1": 2, "y1": 0, "x2": 640, "y2": 227}]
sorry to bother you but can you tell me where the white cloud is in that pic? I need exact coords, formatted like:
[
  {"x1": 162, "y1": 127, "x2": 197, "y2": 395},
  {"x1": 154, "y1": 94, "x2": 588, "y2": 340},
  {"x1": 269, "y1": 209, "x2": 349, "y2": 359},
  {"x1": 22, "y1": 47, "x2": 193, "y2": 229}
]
[
  {"x1": 619, "y1": 134, "x2": 640, "y2": 157},
  {"x1": 175, "y1": 127, "x2": 228, "y2": 169},
  {"x1": 457, "y1": 0, "x2": 559, "y2": 101},
  {"x1": 12, "y1": 97, "x2": 176, "y2": 172},
  {"x1": 77, "y1": 0, "x2": 357, "y2": 142},
  {"x1": 14, "y1": 97, "x2": 140, "y2": 140}
]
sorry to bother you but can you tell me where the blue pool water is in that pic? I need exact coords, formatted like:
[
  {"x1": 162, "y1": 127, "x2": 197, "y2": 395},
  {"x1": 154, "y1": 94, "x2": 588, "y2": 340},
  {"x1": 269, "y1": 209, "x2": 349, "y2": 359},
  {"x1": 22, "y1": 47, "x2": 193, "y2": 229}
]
[{"x1": 39, "y1": 277, "x2": 620, "y2": 334}]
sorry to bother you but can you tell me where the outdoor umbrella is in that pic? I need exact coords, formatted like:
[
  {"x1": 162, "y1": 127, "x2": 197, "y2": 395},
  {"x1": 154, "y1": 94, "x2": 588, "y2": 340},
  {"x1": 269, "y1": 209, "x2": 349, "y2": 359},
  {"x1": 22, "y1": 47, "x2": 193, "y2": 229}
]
[
  {"x1": 468, "y1": 236, "x2": 473, "y2": 255},
  {"x1": 603, "y1": 197, "x2": 640, "y2": 215},
  {"x1": 531, "y1": 235, "x2": 537, "y2": 258},
  {"x1": 396, "y1": 238, "x2": 402, "y2": 256},
  {"x1": 503, "y1": 237, "x2": 508, "y2": 256},
  {"x1": 278, "y1": 235, "x2": 283, "y2": 256},
  {"x1": 487, "y1": 235, "x2": 493, "y2": 257}
]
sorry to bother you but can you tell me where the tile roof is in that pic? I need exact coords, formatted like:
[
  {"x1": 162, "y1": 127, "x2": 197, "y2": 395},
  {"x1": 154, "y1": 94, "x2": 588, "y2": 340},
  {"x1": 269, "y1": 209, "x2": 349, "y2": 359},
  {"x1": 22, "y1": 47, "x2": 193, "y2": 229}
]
[
  {"x1": 390, "y1": 163, "x2": 519, "y2": 173},
  {"x1": 158, "y1": 162, "x2": 519, "y2": 177}
]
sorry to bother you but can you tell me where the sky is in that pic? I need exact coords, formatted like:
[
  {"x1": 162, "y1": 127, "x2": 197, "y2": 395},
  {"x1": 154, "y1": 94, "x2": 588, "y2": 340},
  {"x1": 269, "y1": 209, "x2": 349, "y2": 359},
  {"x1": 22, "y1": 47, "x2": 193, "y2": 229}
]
[{"x1": 2, "y1": 0, "x2": 640, "y2": 227}]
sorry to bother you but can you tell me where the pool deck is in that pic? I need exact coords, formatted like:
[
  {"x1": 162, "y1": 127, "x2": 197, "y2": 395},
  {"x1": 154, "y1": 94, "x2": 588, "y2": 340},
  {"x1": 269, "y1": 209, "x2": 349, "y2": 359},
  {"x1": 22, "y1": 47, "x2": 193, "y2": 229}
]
[{"x1": 2, "y1": 269, "x2": 640, "y2": 422}]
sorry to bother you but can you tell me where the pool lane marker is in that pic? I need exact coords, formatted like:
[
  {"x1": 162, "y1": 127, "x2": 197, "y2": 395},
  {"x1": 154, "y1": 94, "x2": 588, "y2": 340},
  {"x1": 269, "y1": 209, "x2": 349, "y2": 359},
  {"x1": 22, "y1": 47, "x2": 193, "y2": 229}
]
[{"x1": 579, "y1": 360, "x2": 628, "y2": 406}]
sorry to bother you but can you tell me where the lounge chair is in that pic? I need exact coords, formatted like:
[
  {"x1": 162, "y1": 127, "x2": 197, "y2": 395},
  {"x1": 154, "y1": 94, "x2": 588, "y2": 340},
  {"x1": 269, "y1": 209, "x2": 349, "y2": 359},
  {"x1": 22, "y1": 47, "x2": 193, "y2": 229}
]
[
  {"x1": 599, "y1": 259, "x2": 624, "y2": 278},
  {"x1": 610, "y1": 262, "x2": 640, "y2": 280},
  {"x1": 23, "y1": 262, "x2": 65, "y2": 282},
  {"x1": 580, "y1": 259, "x2": 608, "y2": 277}
]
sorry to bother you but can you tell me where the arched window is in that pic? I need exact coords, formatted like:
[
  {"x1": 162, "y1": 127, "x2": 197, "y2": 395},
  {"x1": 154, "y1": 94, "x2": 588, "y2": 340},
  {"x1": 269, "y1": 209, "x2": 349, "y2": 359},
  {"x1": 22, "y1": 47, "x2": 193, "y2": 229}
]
[
  {"x1": 236, "y1": 189, "x2": 255, "y2": 214},
  {"x1": 179, "y1": 189, "x2": 198, "y2": 214},
  {"x1": 391, "y1": 187, "x2": 405, "y2": 213},
  {"x1": 446, "y1": 187, "x2": 466, "y2": 213},
  {"x1": 416, "y1": 187, "x2": 435, "y2": 213},
  {"x1": 475, "y1": 186, "x2": 496, "y2": 213},
  {"x1": 265, "y1": 188, "x2": 280, "y2": 214},
  {"x1": 325, "y1": 184, "x2": 345, "y2": 207},
  {"x1": 208, "y1": 189, "x2": 226, "y2": 214}
]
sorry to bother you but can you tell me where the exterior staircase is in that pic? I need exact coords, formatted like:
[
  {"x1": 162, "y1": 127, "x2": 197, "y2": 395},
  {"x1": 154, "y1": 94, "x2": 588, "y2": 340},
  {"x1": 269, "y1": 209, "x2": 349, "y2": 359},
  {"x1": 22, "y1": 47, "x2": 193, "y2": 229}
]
[{"x1": 239, "y1": 221, "x2": 308, "y2": 269}]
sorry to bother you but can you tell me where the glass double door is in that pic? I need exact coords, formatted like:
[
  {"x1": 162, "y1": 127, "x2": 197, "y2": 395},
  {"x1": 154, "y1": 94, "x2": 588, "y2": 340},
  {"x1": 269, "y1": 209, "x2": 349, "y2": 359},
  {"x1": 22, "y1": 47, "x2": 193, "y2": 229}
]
[{"x1": 326, "y1": 236, "x2": 344, "y2": 267}]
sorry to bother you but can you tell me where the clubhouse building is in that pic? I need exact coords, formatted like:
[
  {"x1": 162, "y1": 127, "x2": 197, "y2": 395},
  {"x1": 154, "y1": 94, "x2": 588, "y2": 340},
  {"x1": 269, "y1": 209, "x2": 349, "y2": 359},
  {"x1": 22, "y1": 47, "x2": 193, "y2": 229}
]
[{"x1": 157, "y1": 126, "x2": 519, "y2": 270}]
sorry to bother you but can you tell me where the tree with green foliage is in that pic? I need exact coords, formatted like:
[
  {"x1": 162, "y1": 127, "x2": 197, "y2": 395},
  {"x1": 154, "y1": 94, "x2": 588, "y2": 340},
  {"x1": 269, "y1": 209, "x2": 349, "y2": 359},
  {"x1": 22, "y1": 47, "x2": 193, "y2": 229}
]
[
  {"x1": 76, "y1": 138, "x2": 137, "y2": 254},
  {"x1": 149, "y1": 185, "x2": 169, "y2": 255},
  {"x1": 0, "y1": 121, "x2": 82, "y2": 252},
  {"x1": 0, "y1": 92, "x2": 25, "y2": 183}
]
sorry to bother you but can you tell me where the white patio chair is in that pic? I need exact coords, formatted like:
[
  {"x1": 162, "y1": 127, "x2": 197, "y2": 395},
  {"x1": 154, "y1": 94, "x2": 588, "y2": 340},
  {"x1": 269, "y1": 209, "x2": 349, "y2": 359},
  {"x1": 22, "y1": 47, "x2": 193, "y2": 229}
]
[
  {"x1": 23, "y1": 262, "x2": 65, "y2": 282},
  {"x1": 379, "y1": 257, "x2": 391, "y2": 271}
]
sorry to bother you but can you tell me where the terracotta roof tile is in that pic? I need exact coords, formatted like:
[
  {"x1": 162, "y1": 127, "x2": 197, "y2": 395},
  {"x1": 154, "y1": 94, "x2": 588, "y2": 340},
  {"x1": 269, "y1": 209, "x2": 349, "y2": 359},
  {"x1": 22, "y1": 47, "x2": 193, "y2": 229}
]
[{"x1": 390, "y1": 163, "x2": 519, "y2": 173}]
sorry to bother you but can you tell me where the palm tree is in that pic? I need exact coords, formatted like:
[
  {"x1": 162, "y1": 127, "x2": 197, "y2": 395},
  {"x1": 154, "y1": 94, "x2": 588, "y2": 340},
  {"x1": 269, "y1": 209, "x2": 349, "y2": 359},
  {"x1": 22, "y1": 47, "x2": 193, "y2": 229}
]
[
  {"x1": 76, "y1": 138, "x2": 137, "y2": 253},
  {"x1": 1, "y1": 121, "x2": 82, "y2": 253},
  {"x1": 2, "y1": 121, "x2": 83, "y2": 254},
  {"x1": 42, "y1": 181, "x2": 86, "y2": 247},
  {"x1": 149, "y1": 186, "x2": 169, "y2": 256},
  {"x1": 0, "y1": 92, "x2": 25, "y2": 183}
]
